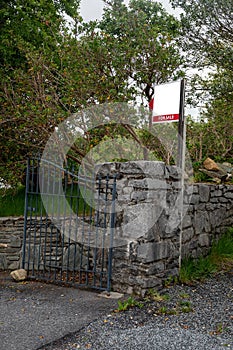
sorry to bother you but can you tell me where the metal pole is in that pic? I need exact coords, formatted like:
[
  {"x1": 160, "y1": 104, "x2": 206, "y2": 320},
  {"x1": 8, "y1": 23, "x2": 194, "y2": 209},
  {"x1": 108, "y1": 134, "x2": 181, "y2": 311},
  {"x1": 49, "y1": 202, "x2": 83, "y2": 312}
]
[
  {"x1": 177, "y1": 79, "x2": 186, "y2": 271},
  {"x1": 177, "y1": 79, "x2": 185, "y2": 168}
]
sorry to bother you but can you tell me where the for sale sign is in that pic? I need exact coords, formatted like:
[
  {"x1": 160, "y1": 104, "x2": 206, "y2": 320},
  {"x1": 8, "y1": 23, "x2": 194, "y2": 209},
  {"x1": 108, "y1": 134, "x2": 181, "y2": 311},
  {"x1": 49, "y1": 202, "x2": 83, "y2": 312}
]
[{"x1": 152, "y1": 81, "x2": 181, "y2": 124}]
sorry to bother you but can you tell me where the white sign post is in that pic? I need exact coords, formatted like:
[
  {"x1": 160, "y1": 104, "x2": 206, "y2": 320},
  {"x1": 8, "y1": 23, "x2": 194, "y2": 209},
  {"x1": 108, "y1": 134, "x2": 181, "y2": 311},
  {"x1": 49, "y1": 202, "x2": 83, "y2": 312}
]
[{"x1": 152, "y1": 79, "x2": 186, "y2": 271}]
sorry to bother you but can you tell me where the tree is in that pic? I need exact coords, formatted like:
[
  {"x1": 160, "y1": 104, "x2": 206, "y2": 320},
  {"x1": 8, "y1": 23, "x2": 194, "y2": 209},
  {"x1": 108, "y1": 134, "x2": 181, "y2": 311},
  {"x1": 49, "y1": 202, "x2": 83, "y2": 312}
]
[
  {"x1": 99, "y1": 0, "x2": 184, "y2": 102},
  {"x1": 0, "y1": 0, "x2": 81, "y2": 186},
  {"x1": 171, "y1": 0, "x2": 233, "y2": 164},
  {"x1": 170, "y1": 0, "x2": 233, "y2": 70},
  {"x1": 65, "y1": 0, "x2": 185, "y2": 166},
  {"x1": 0, "y1": 0, "x2": 81, "y2": 69},
  {"x1": 0, "y1": 0, "x2": 184, "y2": 186}
]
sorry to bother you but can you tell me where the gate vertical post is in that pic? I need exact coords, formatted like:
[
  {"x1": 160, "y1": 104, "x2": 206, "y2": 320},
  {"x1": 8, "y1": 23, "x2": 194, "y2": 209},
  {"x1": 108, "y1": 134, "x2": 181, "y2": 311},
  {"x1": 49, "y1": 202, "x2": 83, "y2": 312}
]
[
  {"x1": 22, "y1": 158, "x2": 30, "y2": 269},
  {"x1": 107, "y1": 175, "x2": 117, "y2": 293}
]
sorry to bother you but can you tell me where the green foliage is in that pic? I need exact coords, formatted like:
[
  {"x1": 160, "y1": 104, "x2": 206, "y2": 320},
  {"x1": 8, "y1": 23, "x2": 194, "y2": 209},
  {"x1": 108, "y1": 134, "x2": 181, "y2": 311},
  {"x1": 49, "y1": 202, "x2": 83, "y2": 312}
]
[
  {"x1": 179, "y1": 256, "x2": 217, "y2": 284},
  {"x1": 1, "y1": 0, "x2": 232, "y2": 187},
  {"x1": 164, "y1": 275, "x2": 179, "y2": 287},
  {"x1": 180, "y1": 228, "x2": 233, "y2": 284},
  {"x1": 171, "y1": 0, "x2": 233, "y2": 164},
  {"x1": 0, "y1": 187, "x2": 26, "y2": 217},
  {"x1": 100, "y1": 0, "x2": 183, "y2": 101},
  {"x1": 177, "y1": 300, "x2": 193, "y2": 313},
  {"x1": 179, "y1": 292, "x2": 190, "y2": 299},
  {"x1": 211, "y1": 229, "x2": 233, "y2": 257},
  {"x1": 193, "y1": 171, "x2": 211, "y2": 183},
  {"x1": 1, "y1": 0, "x2": 184, "y2": 187},
  {"x1": 145, "y1": 288, "x2": 194, "y2": 316},
  {"x1": 186, "y1": 102, "x2": 233, "y2": 165},
  {"x1": 116, "y1": 296, "x2": 143, "y2": 312},
  {"x1": 0, "y1": 184, "x2": 91, "y2": 217},
  {"x1": 211, "y1": 228, "x2": 233, "y2": 270},
  {"x1": 0, "y1": 0, "x2": 80, "y2": 68},
  {"x1": 0, "y1": 0, "x2": 81, "y2": 186},
  {"x1": 146, "y1": 289, "x2": 170, "y2": 302},
  {"x1": 158, "y1": 306, "x2": 168, "y2": 314},
  {"x1": 171, "y1": 0, "x2": 233, "y2": 70}
]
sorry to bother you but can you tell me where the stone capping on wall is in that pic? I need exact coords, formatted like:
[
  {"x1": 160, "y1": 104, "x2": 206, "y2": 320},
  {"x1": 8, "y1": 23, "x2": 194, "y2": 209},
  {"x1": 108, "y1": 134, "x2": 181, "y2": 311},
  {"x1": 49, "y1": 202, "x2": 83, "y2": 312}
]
[{"x1": 0, "y1": 161, "x2": 233, "y2": 296}]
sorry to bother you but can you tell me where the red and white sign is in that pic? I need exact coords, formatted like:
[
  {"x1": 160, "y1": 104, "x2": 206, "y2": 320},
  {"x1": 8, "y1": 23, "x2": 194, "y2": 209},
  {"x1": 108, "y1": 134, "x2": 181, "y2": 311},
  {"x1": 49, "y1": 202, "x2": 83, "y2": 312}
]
[{"x1": 152, "y1": 81, "x2": 181, "y2": 124}]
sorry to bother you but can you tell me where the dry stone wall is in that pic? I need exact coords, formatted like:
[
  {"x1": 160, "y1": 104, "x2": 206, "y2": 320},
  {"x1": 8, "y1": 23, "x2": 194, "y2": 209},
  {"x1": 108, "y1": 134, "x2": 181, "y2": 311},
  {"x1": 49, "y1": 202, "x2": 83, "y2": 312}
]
[
  {"x1": 0, "y1": 217, "x2": 24, "y2": 270},
  {"x1": 96, "y1": 161, "x2": 233, "y2": 295},
  {"x1": 0, "y1": 161, "x2": 233, "y2": 296},
  {"x1": 0, "y1": 217, "x2": 88, "y2": 272}
]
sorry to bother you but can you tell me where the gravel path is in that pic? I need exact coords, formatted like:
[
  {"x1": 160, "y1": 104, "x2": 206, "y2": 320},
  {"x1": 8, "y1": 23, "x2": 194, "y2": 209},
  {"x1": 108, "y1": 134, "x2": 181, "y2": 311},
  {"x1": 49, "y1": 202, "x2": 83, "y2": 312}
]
[{"x1": 40, "y1": 271, "x2": 233, "y2": 350}]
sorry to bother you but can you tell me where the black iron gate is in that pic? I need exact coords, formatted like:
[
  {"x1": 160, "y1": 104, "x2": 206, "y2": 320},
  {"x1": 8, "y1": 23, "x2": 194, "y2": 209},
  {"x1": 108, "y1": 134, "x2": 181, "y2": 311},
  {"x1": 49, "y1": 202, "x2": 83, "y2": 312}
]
[{"x1": 22, "y1": 158, "x2": 117, "y2": 292}]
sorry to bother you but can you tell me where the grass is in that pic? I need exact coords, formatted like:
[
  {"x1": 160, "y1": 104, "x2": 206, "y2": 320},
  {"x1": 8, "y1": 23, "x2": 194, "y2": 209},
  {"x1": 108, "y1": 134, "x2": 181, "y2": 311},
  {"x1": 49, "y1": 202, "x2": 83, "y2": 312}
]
[
  {"x1": 0, "y1": 187, "x2": 26, "y2": 216},
  {"x1": 180, "y1": 228, "x2": 233, "y2": 284},
  {"x1": 0, "y1": 184, "x2": 92, "y2": 217}
]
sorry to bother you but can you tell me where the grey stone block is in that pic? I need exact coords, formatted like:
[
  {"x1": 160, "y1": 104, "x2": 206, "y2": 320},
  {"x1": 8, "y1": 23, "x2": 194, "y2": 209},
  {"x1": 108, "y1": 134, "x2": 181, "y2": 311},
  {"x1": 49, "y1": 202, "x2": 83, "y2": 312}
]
[
  {"x1": 198, "y1": 234, "x2": 210, "y2": 247},
  {"x1": 210, "y1": 197, "x2": 219, "y2": 203},
  {"x1": 181, "y1": 243, "x2": 190, "y2": 257},
  {"x1": 194, "y1": 211, "x2": 210, "y2": 234},
  {"x1": 198, "y1": 184, "x2": 210, "y2": 202},
  {"x1": 10, "y1": 235, "x2": 22, "y2": 248},
  {"x1": 63, "y1": 244, "x2": 88, "y2": 271},
  {"x1": 192, "y1": 185, "x2": 199, "y2": 194},
  {"x1": 182, "y1": 227, "x2": 195, "y2": 243},
  {"x1": 131, "y1": 188, "x2": 166, "y2": 203},
  {"x1": 224, "y1": 192, "x2": 233, "y2": 199},
  {"x1": 9, "y1": 261, "x2": 20, "y2": 270},
  {"x1": 166, "y1": 165, "x2": 182, "y2": 180},
  {"x1": 133, "y1": 161, "x2": 165, "y2": 177},
  {"x1": 190, "y1": 194, "x2": 200, "y2": 205},
  {"x1": 219, "y1": 197, "x2": 229, "y2": 203},
  {"x1": 209, "y1": 207, "x2": 226, "y2": 228},
  {"x1": 134, "y1": 276, "x2": 161, "y2": 289},
  {"x1": 128, "y1": 178, "x2": 167, "y2": 190},
  {"x1": 189, "y1": 240, "x2": 198, "y2": 250},
  {"x1": 145, "y1": 261, "x2": 165, "y2": 275},
  {"x1": 137, "y1": 241, "x2": 174, "y2": 263},
  {"x1": 122, "y1": 202, "x2": 165, "y2": 242},
  {"x1": 195, "y1": 203, "x2": 206, "y2": 211},
  {"x1": 165, "y1": 208, "x2": 181, "y2": 235},
  {"x1": 122, "y1": 186, "x2": 133, "y2": 195},
  {"x1": 206, "y1": 203, "x2": 216, "y2": 211},
  {"x1": 0, "y1": 254, "x2": 7, "y2": 270},
  {"x1": 182, "y1": 214, "x2": 192, "y2": 228},
  {"x1": 211, "y1": 190, "x2": 223, "y2": 197}
]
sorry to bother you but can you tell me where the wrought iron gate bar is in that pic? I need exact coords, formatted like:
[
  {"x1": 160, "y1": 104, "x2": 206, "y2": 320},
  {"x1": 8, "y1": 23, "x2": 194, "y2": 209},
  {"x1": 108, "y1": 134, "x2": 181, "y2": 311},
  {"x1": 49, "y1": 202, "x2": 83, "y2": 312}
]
[{"x1": 22, "y1": 158, "x2": 117, "y2": 292}]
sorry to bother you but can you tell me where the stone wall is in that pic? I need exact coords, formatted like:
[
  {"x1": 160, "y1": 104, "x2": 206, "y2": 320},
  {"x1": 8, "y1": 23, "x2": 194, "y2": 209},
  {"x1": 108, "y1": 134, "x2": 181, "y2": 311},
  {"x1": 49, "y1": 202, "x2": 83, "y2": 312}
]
[
  {"x1": 0, "y1": 161, "x2": 233, "y2": 296},
  {"x1": 0, "y1": 217, "x2": 24, "y2": 270},
  {"x1": 0, "y1": 217, "x2": 89, "y2": 272},
  {"x1": 96, "y1": 161, "x2": 233, "y2": 295},
  {"x1": 182, "y1": 183, "x2": 233, "y2": 259}
]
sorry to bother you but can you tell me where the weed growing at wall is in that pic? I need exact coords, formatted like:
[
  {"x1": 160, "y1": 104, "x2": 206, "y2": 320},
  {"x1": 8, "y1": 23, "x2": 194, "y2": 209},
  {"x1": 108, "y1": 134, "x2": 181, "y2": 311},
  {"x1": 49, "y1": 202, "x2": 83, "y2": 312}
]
[
  {"x1": 115, "y1": 296, "x2": 144, "y2": 312},
  {"x1": 179, "y1": 228, "x2": 233, "y2": 284}
]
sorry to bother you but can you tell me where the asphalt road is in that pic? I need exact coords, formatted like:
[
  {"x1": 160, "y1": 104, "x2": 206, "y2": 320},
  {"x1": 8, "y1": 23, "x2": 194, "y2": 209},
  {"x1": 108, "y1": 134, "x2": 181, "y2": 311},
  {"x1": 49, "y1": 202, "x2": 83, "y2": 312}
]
[{"x1": 0, "y1": 273, "x2": 119, "y2": 350}]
